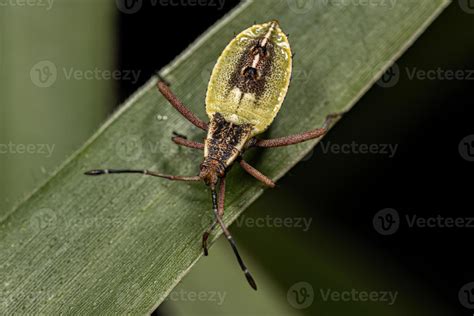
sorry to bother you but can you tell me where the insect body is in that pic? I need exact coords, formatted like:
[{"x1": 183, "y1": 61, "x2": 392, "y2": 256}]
[
  {"x1": 201, "y1": 21, "x2": 292, "y2": 188},
  {"x1": 85, "y1": 20, "x2": 339, "y2": 291}
]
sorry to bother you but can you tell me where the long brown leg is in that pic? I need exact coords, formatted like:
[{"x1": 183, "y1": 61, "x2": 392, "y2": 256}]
[
  {"x1": 202, "y1": 176, "x2": 225, "y2": 255},
  {"x1": 172, "y1": 135, "x2": 205, "y2": 149},
  {"x1": 253, "y1": 113, "x2": 340, "y2": 148},
  {"x1": 209, "y1": 183, "x2": 257, "y2": 290},
  {"x1": 238, "y1": 159, "x2": 275, "y2": 188},
  {"x1": 157, "y1": 79, "x2": 208, "y2": 130},
  {"x1": 84, "y1": 169, "x2": 201, "y2": 182}
]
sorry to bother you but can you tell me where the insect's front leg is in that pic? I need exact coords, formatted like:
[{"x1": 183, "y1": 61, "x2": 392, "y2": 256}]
[{"x1": 156, "y1": 76, "x2": 209, "y2": 130}]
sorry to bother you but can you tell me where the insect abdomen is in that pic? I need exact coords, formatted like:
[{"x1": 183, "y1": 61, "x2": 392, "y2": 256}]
[{"x1": 205, "y1": 20, "x2": 292, "y2": 136}]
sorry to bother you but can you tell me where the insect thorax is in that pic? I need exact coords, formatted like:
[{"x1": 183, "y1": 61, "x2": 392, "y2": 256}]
[
  {"x1": 205, "y1": 20, "x2": 292, "y2": 137},
  {"x1": 200, "y1": 113, "x2": 253, "y2": 186}
]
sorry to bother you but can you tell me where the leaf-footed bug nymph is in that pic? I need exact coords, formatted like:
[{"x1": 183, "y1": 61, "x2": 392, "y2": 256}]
[{"x1": 85, "y1": 20, "x2": 341, "y2": 290}]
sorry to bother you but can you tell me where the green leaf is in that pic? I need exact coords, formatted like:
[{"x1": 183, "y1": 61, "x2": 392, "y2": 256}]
[{"x1": 0, "y1": 0, "x2": 450, "y2": 313}]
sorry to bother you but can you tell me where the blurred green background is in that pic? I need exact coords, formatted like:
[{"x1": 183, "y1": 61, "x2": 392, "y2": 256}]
[{"x1": 1, "y1": 0, "x2": 473, "y2": 315}]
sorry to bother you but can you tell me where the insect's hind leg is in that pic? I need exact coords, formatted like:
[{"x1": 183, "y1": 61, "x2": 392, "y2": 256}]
[
  {"x1": 238, "y1": 158, "x2": 275, "y2": 188},
  {"x1": 202, "y1": 176, "x2": 226, "y2": 255},
  {"x1": 252, "y1": 113, "x2": 341, "y2": 148},
  {"x1": 156, "y1": 76, "x2": 208, "y2": 131}
]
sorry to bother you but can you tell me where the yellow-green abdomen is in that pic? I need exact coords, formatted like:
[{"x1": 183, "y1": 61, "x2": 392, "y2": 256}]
[{"x1": 205, "y1": 20, "x2": 292, "y2": 137}]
